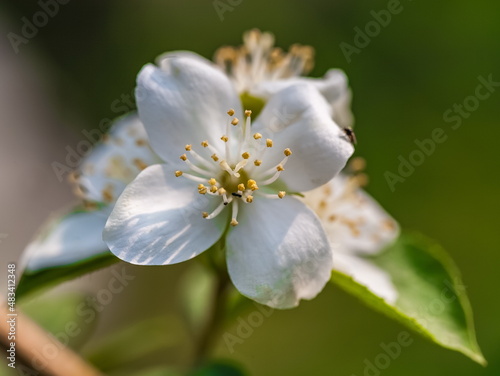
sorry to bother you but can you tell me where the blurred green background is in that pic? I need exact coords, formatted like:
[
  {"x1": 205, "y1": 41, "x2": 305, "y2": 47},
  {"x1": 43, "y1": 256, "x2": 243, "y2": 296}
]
[{"x1": 2, "y1": 0, "x2": 499, "y2": 375}]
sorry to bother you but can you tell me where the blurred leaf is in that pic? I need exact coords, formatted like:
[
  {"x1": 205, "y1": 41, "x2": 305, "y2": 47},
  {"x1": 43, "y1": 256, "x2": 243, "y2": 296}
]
[
  {"x1": 17, "y1": 252, "x2": 118, "y2": 299},
  {"x1": 331, "y1": 232, "x2": 486, "y2": 365},
  {"x1": 17, "y1": 205, "x2": 120, "y2": 299},
  {"x1": 85, "y1": 315, "x2": 188, "y2": 372},
  {"x1": 20, "y1": 293, "x2": 97, "y2": 349},
  {"x1": 190, "y1": 360, "x2": 247, "y2": 376}
]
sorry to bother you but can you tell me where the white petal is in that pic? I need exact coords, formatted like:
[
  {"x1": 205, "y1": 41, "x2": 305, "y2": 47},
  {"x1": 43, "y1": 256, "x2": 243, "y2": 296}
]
[
  {"x1": 305, "y1": 69, "x2": 354, "y2": 129},
  {"x1": 156, "y1": 50, "x2": 216, "y2": 71},
  {"x1": 136, "y1": 58, "x2": 242, "y2": 166},
  {"x1": 304, "y1": 174, "x2": 399, "y2": 256},
  {"x1": 76, "y1": 113, "x2": 160, "y2": 204},
  {"x1": 103, "y1": 164, "x2": 228, "y2": 265},
  {"x1": 250, "y1": 69, "x2": 354, "y2": 128},
  {"x1": 19, "y1": 207, "x2": 110, "y2": 273},
  {"x1": 252, "y1": 84, "x2": 354, "y2": 192},
  {"x1": 226, "y1": 196, "x2": 332, "y2": 309},
  {"x1": 334, "y1": 252, "x2": 398, "y2": 304}
]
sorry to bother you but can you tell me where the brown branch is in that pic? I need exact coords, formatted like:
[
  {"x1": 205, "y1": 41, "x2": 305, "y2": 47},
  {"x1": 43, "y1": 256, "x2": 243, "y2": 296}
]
[{"x1": 0, "y1": 303, "x2": 102, "y2": 376}]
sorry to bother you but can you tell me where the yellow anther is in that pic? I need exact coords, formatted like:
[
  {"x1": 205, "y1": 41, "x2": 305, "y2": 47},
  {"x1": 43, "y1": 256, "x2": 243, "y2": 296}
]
[
  {"x1": 227, "y1": 108, "x2": 235, "y2": 116},
  {"x1": 218, "y1": 188, "x2": 227, "y2": 195},
  {"x1": 349, "y1": 157, "x2": 366, "y2": 172},
  {"x1": 355, "y1": 173, "x2": 369, "y2": 187},
  {"x1": 211, "y1": 154, "x2": 219, "y2": 161},
  {"x1": 175, "y1": 171, "x2": 183, "y2": 177},
  {"x1": 133, "y1": 158, "x2": 148, "y2": 171},
  {"x1": 180, "y1": 154, "x2": 187, "y2": 161},
  {"x1": 241, "y1": 152, "x2": 250, "y2": 159},
  {"x1": 254, "y1": 159, "x2": 262, "y2": 166},
  {"x1": 102, "y1": 185, "x2": 114, "y2": 202},
  {"x1": 245, "y1": 110, "x2": 252, "y2": 117},
  {"x1": 247, "y1": 179, "x2": 259, "y2": 191},
  {"x1": 198, "y1": 184, "x2": 207, "y2": 194},
  {"x1": 221, "y1": 135, "x2": 229, "y2": 142},
  {"x1": 202, "y1": 212, "x2": 209, "y2": 218},
  {"x1": 284, "y1": 148, "x2": 292, "y2": 156},
  {"x1": 253, "y1": 133, "x2": 262, "y2": 139},
  {"x1": 278, "y1": 191, "x2": 286, "y2": 199},
  {"x1": 277, "y1": 164, "x2": 285, "y2": 171},
  {"x1": 237, "y1": 183, "x2": 246, "y2": 191},
  {"x1": 210, "y1": 185, "x2": 218, "y2": 193},
  {"x1": 231, "y1": 118, "x2": 239, "y2": 126},
  {"x1": 266, "y1": 139, "x2": 273, "y2": 147},
  {"x1": 185, "y1": 144, "x2": 192, "y2": 151},
  {"x1": 201, "y1": 140, "x2": 209, "y2": 147},
  {"x1": 230, "y1": 219, "x2": 239, "y2": 226},
  {"x1": 208, "y1": 178, "x2": 217, "y2": 186},
  {"x1": 246, "y1": 195, "x2": 254, "y2": 203}
]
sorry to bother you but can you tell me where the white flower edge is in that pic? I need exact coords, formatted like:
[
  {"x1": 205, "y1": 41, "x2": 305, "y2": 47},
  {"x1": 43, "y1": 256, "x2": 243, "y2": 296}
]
[
  {"x1": 304, "y1": 173, "x2": 400, "y2": 304},
  {"x1": 74, "y1": 113, "x2": 160, "y2": 204},
  {"x1": 157, "y1": 47, "x2": 354, "y2": 128},
  {"x1": 19, "y1": 206, "x2": 111, "y2": 274},
  {"x1": 19, "y1": 114, "x2": 158, "y2": 275},
  {"x1": 250, "y1": 69, "x2": 354, "y2": 128}
]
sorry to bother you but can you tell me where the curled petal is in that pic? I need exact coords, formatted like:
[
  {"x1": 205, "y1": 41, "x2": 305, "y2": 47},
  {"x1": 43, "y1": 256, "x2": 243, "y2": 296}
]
[
  {"x1": 250, "y1": 69, "x2": 354, "y2": 128},
  {"x1": 252, "y1": 84, "x2": 354, "y2": 192}
]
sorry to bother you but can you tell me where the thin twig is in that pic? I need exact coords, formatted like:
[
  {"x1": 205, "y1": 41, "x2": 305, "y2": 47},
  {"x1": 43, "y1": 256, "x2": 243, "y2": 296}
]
[{"x1": 0, "y1": 303, "x2": 102, "y2": 376}]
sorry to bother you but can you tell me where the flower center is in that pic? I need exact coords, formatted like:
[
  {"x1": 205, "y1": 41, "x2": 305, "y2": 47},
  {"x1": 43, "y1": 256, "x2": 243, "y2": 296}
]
[{"x1": 174, "y1": 109, "x2": 292, "y2": 226}]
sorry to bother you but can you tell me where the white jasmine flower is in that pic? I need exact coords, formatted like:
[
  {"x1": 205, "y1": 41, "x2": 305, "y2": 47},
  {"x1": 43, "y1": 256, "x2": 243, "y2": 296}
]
[
  {"x1": 303, "y1": 169, "x2": 400, "y2": 303},
  {"x1": 19, "y1": 114, "x2": 159, "y2": 274},
  {"x1": 156, "y1": 29, "x2": 354, "y2": 128},
  {"x1": 103, "y1": 56, "x2": 354, "y2": 308}
]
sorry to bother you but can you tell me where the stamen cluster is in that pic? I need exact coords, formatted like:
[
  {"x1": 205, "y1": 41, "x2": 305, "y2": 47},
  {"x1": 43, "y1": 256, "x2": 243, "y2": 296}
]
[{"x1": 174, "y1": 109, "x2": 292, "y2": 225}]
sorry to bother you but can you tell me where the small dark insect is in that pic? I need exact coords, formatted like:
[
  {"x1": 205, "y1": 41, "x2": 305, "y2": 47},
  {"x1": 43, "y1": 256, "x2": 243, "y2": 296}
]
[
  {"x1": 343, "y1": 127, "x2": 357, "y2": 145},
  {"x1": 231, "y1": 193, "x2": 243, "y2": 198}
]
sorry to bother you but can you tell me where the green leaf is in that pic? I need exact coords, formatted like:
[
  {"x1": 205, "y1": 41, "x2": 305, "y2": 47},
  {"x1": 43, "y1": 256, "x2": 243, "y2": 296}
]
[
  {"x1": 331, "y1": 232, "x2": 486, "y2": 365},
  {"x1": 17, "y1": 252, "x2": 119, "y2": 299}
]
